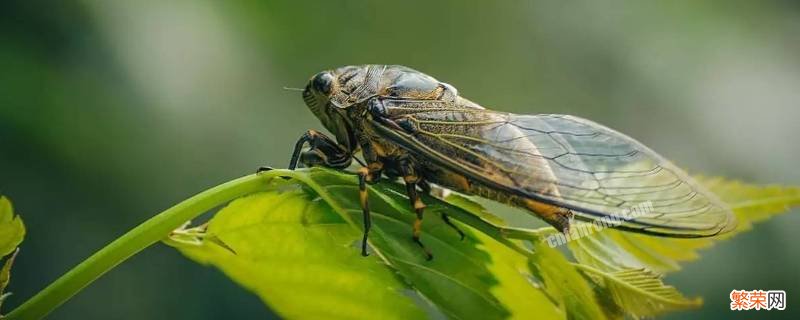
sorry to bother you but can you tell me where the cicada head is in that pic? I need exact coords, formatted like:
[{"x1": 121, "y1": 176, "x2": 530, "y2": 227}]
[
  {"x1": 302, "y1": 65, "x2": 459, "y2": 149},
  {"x1": 301, "y1": 66, "x2": 369, "y2": 152}
]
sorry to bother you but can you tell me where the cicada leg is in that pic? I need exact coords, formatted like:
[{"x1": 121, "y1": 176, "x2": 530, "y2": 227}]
[
  {"x1": 418, "y1": 180, "x2": 465, "y2": 241},
  {"x1": 357, "y1": 167, "x2": 371, "y2": 256},
  {"x1": 440, "y1": 213, "x2": 466, "y2": 241},
  {"x1": 356, "y1": 162, "x2": 383, "y2": 256},
  {"x1": 258, "y1": 130, "x2": 351, "y2": 174},
  {"x1": 399, "y1": 162, "x2": 434, "y2": 261},
  {"x1": 292, "y1": 130, "x2": 353, "y2": 170}
]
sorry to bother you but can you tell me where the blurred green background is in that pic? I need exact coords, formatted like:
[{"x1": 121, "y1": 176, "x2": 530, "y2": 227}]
[{"x1": 1, "y1": 1, "x2": 799, "y2": 319}]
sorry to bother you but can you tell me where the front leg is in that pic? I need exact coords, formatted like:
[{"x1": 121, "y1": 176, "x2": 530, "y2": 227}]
[{"x1": 282, "y1": 129, "x2": 352, "y2": 171}]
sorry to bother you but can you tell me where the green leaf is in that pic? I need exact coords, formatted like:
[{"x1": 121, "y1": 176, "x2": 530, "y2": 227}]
[
  {"x1": 564, "y1": 177, "x2": 800, "y2": 318},
  {"x1": 168, "y1": 168, "x2": 797, "y2": 319},
  {"x1": 576, "y1": 265, "x2": 701, "y2": 318},
  {"x1": 1, "y1": 249, "x2": 20, "y2": 314},
  {"x1": 0, "y1": 197, "x2": 25, "y2": 257},
  {"x1": 171, "y1": 184, "x2": 427, "y2": 320},
  {"x1": 444, "y1": 194, "x2": 605, "y2": 320},
  {"x1": 530, "y1": 242, "x2": 608, "y2": 320},
  {"x1": 0, "y1": 196, "x2": 25, "y2": 316},
  {"x1": 699, "y1": 176, "x2": 800, "y2": 235},
  {"x1": 171, "y1": 168, "x2": 565, "y2": 319}
]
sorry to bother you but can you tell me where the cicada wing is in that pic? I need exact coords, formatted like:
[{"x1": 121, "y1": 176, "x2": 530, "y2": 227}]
[{"x1": 371, "y1": 107, "x2": 736, "y2": 237}]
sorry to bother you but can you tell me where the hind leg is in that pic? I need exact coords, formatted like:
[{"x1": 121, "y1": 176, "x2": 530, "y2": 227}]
[{"x1": 418, "y1": 180, "x2": 465, "y2": 240}]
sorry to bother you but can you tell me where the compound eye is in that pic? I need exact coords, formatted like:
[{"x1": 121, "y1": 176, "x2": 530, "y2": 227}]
[{"x1": 311, "y1": 72, "x2": 335, "y2": 95}]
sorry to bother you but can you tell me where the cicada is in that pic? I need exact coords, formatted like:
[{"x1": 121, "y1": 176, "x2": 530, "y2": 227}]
[{"x1": 283, "y1": 64, "x2": 735, "y2": 260}]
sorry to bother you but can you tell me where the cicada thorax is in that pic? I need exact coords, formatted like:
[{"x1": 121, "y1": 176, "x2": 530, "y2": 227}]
[{"x1": 344, "y1": 66, "x2": 461, "y2": 160}]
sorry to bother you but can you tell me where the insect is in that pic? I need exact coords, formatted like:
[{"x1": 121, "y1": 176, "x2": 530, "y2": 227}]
[{"x1": 281, "y1": 64, "x2": 736, "y2": 260}]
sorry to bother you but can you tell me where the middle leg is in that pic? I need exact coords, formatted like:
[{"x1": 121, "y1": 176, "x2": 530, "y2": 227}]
[
  {"x1": 358, "y1": 167, "x2": 371, "y2": 257},
  {"x1": 400, "y1": 162, "x2": 434, "y2": 261},
  {"x1": 418, "y1": 180, "x2": 465, "y2": 240},
  {"x1": 357, "y1": 162, "x2": 383, "y2": 257}
]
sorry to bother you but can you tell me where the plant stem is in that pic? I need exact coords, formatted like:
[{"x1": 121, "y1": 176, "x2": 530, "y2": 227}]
[{"x1": 6, "y1": 174, "x2": 273, "y2": 320}]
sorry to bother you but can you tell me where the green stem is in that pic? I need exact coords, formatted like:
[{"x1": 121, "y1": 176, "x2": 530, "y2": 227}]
[{"x1": 6, "y1": 174, "x2": 273, "y2": 320}]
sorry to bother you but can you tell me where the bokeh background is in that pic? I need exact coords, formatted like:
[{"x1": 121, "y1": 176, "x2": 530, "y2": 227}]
[{"x1": 2, "y1": 1, "x2": 799, "y2": 319}]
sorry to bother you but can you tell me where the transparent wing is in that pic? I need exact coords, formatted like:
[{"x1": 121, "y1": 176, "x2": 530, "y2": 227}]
[{"x1": 372, "y1": 106, "x2": 736, "y2": 237}]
